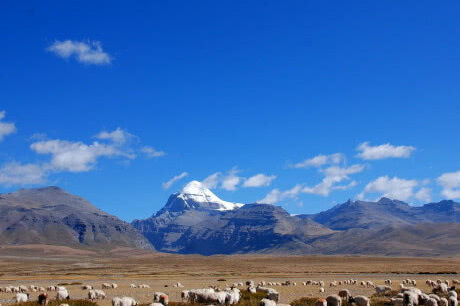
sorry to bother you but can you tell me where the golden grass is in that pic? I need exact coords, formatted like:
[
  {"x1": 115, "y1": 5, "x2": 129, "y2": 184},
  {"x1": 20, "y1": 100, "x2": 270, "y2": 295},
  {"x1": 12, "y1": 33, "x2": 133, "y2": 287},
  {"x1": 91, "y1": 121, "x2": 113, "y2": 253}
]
[{"x1": 15, "y1": 300, "x2": 98, "y2": 306}]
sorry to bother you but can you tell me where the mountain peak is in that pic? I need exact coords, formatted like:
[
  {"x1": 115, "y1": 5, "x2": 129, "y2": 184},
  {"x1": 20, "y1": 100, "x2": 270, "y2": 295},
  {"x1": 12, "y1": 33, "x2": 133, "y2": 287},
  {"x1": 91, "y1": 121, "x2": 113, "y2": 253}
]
[{"x1": 156, "y1": 181, "x2": 243, "y2": 215}]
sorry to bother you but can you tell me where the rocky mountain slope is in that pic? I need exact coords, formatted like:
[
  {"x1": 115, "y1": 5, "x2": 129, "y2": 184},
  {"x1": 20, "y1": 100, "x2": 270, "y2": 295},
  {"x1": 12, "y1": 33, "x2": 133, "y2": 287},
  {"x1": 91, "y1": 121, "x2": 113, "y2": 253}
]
[
  {"x1": 0, "y1": 187, "x2": 152, "y2": 250},
  {"x1": 133, "y1": 182, "x2": 460, "y2": 256}
]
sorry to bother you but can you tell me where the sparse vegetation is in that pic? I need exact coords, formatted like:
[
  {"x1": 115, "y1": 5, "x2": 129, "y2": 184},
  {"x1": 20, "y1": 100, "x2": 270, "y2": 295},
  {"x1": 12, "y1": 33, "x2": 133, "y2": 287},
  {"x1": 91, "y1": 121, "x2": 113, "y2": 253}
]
[
  {"x1": 57, "y1": 282, "x2": 83, "y2": 286},
  {"x1": 15, "y1": 300, "x2": 97, "y2": 306},
  {"x1": 291, "y1": 297, "x2": 319, "y2": 306}
]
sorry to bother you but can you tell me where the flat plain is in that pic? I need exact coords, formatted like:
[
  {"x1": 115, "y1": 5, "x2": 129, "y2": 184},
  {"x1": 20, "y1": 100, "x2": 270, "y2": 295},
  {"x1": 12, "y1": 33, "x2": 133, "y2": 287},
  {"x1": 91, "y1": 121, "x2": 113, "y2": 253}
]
[{"x1": 0, "y1": 245, "x2": 459, "y2": 306}]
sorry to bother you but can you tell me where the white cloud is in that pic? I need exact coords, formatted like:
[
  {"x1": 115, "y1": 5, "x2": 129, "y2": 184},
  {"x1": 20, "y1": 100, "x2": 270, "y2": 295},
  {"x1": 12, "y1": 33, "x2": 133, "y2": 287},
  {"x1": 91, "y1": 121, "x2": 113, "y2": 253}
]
[
  {"x1": 243, "y1": 174, "x2": 276, "y2": 188},
  {"x1": 356, "y1": 142, "x2": 415, "y2": 160},
  {"x1": 437, "y1": 171, "x2": 460, "y2": 199},
  {"x1": 0, "y1": 111, "x2": 16, "y2": 142},
  {"x1": 221, "y1": 169, "x2": 241, "y2": 191},
  {"x1": 302, "y1": 164, "x2": 364, "y2": 196},
  {"x1": 415, "y1": 187, "x2": 432, "y2": 202},
  {"x1": 258, "y1": 185, "x2": 303, "y2": 204},
  {"x1": 162, "y1": 172, "x2": 188, "y2": 189},
  {"x1": 47, "y1": 40, "x2": 112, "y2": 65},
  {"x1": 359, "y1": 176, "x2": 419, "y2": 201},
  {"x1": 0, "y1": 162, "x2": 46, "y2": 186},
  {"x1": 293, "y1": 153, "x2": 344, "y2": 168},
  {"x1": 202, "y1": 172, "x2": 221, "y2": 189},
  {"x1": 95, "y1": 127, "x2": 134, "y2": 145},
  {"x1": 30, "y1": 139, "x2": 123, "y2": 172},
  {"x1": 141, "y1": 146, "x2": 166, "y2": 158}
]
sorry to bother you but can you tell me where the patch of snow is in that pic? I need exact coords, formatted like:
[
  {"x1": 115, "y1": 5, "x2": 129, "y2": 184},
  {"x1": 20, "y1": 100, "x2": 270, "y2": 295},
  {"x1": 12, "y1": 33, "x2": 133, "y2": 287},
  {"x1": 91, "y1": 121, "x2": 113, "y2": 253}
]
[{"x1": 179, "y1": 181, "x2": 244, "y2": 211}]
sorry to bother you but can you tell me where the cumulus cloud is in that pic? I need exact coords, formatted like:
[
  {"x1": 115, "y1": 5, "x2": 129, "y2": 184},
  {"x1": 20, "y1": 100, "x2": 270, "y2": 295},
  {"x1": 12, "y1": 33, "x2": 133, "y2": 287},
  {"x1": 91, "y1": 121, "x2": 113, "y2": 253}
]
[
  {"x1": 47, "y1": 40, "x2": 112, "y2": 65},
  {"x1": 141, "y1": 146, "x2": 166, "y2": 158},
  {"x1": 0, "y1": 111, "x2": 16, "y2": 142},
  {"x1": 293, "y1": 153, "x2": 344, "y2": 168},
  {"x1": 162, "y1": 172, "x2": 188, "y2": 189},
  {"x1": 95, "y1": 127, "x2": 134, "y2": 145},
  {"x1": 359, "y1": 176, "x2": 419, "y2": 201},
  {"x1": 414, "y1": 187, "x2": 432, "y2": 202},
  {"x1": 356, "y1": 142, "x2": 415, "y2": 160},
  {"x1": 202, "y1": 172, "x2": 221, "y2": 189},
  {"x1": 302, "y1": 164, "x2": 365, "y2": 196},
  {"x1": 30, "y1": 139, "x2": 125, "y2": 172},
  {"x1": 221, "y1": 169, "x2": 242, "y2": 191},
  {"x1": 0, "y1": 162, "x2": 47, "y2": 186},
  {"x1": 437, "y1": 171, "x2": 460, "y2": 199},
  {"x1": 258, "y1": 185, "x2": 303, "y2": 204},
  {"x1": 243, "y1": 174, "x2": 276, "y2": 188}
]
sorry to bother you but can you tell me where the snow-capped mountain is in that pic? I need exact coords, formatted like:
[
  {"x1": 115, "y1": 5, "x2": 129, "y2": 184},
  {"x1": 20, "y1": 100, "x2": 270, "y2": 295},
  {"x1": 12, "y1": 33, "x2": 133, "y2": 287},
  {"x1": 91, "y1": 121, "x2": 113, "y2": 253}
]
[{"x1": 157, "y1": 180, "x2": 243, "y2": 214}]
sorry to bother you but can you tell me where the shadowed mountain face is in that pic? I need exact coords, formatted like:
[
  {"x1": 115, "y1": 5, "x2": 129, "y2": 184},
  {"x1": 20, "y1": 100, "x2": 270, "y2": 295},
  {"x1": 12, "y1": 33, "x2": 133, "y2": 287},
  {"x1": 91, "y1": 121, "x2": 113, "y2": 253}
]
[
  {"x1": 305, "y1": 197, "x2": 460, "y2": 230},
  {"x1": 1, "y1": 185, "x2": 460, "y2": 256},
  {"x1": 0, "y1": 187, "x2": 152, "y2": 250},
  {"x1": 133, "y1": 184, "x2": 460, "y2": 256}
]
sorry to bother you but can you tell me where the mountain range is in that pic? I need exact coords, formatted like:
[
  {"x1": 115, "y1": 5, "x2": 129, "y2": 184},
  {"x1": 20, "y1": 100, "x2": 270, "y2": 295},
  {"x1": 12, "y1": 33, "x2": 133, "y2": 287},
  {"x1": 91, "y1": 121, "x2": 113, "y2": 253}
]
[{"x1": 1, "y1": 182, "x2": 459, "y2": 256}]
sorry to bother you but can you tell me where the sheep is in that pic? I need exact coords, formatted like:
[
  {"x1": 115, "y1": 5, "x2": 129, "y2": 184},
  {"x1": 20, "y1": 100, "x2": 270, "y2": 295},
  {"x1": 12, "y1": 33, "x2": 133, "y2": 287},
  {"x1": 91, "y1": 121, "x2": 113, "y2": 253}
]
[
  {"x1": 130, "y1": 284, "x2": 137, "y2": 288},
  {"x1": 434, "y1": 284, "x2": 449, "y2": 294},
  {"x1": 16, "y1": 293, "x2": 30, "y2": 303},
  {"x1": 448, "y1": 297, "x2": 458, "y2": 306},
  {"x1": 174, "y1": 282, "x2": 184, "y2": 288},
  {"x1": 448, "y1": 290, "x2": 457, "y2": 300},
  {"x1": 320, "y1": 281, "x2": 325, "y2": 287},
  {"x1": 330, "y1": 281, "x2": 338, "y2": 287},
  {"x1": 88, "y1": 289, "x2": 106, "y2": 300},
  {"x1": 256, "y1": 287, "x2": 279, "y2": 302},
  {"x1": 429, "y1": 295, "x2": 441, "y2": 302},
  {"x1": 338, "y1": 290, "x2": 351, "y2": 300},
  {"x1": 82, "y1": 285, "x2": 93, "y2": 290},
  {"x1": 248, "y1": 286, "x2": 256, "y2": 293},
  {"x1": 326, "y1": 294, "x2": 342, "y2": 306},
  {"x1": 19, "y1": 285, "x2": 28, "y2": 292},
  {"x1": 320, "y1": 287, "x2": 325, "y2": 293},
  {"x1": 391, "y1": 297, "x2": 404, "y2": 306},
  {"x1": 153, "y1": 292, "x2": 169, "y2": 306},
  {"x1": 38, "y1": 293, "x2": 49, "y2": 305},
  {"x1": 386, "y1": 280, "x2": 393, "y2": 285},
  {"x1": 403, "y1": 291, "x2": 419, "y2": 306},
  {"x1": 56, "y1": 289, "x2": 70, "y2": 301},
  {"x1": 440, "y1": 298, "x2": 449, "y2": 306},
  {"x1": 315, "y1": 299, "x2": 327, "y2": 306},
  {"x1": 366, "y1": 281, "x2": 375, "y2": 288},
  {"x1": 113, "y1": 297, "x2": 122, "y2": 306},
  {"x1": 376, "y1": 285, "x2": 392, "y2": 294},
  {"x1": 102, "y1": 283, "x2": 112, "y2": 289},
  {"x1": 112, "y1": 283, "x2": 118, "y2": 289},
  {"x1": 47, "y1": 286, "x2": 56, "y2": 291},
  {"x1": 426, "y1": 298, "x2": 438, "y2": 306},
  {"x1": 139, "y1": 284, "x2": 150, "y2": 289},
  {"x1": 246, "y1": 281, "x2": 255, "y2": 287},
  {"x1": 349, "y1": 296, "x2": 370, "y2": 306},
  {"x1": 260, "y1": 298, "x2": 277, "y2": 306},
  {"x1": 120, "y1": 297, "x2": 138, "y2": 306}
]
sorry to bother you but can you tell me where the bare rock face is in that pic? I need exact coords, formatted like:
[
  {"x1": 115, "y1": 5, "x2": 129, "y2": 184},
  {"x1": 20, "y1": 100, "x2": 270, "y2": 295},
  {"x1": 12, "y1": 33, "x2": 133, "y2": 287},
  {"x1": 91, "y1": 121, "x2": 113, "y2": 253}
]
[{"x1": 0, "y1": 186, "x2": 152, "y2": 250}]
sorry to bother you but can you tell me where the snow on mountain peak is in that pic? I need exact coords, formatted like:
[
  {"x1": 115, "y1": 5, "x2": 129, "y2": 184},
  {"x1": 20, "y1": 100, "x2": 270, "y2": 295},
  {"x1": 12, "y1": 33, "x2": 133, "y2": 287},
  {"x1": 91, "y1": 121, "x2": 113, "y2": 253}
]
[{"x1": 178, "y1": 180, "x2": 243, "y2": 211}]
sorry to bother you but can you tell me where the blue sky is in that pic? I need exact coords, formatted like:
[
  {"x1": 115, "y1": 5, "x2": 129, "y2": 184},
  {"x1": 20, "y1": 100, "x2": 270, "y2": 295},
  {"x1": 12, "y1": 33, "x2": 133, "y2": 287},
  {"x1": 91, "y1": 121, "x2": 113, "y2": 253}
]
[{"x1": 1, "y1": 1, "x2": 459, "y2": 221}]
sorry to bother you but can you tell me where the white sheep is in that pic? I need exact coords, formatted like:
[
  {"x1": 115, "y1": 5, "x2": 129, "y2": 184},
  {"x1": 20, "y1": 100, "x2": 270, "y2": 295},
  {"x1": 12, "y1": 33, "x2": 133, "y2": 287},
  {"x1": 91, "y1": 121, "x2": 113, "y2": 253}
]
[
  {"x1": 338, "y1": 290, "x2": 351, "y2": 300},
  {"x1": 349, "y1": 296, "x2": 370, "y2": 306},
  {"x1": 120, "y1": 297, "x2": 137, "y2": 306},
  {"x1": 15, "y1": 293, "x2": 29, "y2": 303},
  {"x1": 260, "y1": 298, "x2": 277, "y2": 306},
  {"x1": 376, "y1": 285, "x2": 392, "y2": 294},
  {"x1": 153, "y1": 292, "x2": 169, "y2": 306},
  {"x1": 448, "y1": 297, "x2": 458, "y2": 306},
  {"x1": 88, "y1": 289, "x2": 106, "y2": 300},
  {"x1": 102, "y1": 283, "x2": 112, "y2": 289},
  {"x1": 56, "y1": 289, "x2": 69, "y2": 301}
]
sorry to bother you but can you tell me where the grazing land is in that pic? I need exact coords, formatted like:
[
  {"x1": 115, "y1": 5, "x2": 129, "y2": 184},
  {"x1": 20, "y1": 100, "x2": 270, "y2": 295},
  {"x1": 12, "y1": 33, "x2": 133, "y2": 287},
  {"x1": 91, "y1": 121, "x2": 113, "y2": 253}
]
[{"x1": 0, "y1": 246, "x2": 459, "y2": 306}]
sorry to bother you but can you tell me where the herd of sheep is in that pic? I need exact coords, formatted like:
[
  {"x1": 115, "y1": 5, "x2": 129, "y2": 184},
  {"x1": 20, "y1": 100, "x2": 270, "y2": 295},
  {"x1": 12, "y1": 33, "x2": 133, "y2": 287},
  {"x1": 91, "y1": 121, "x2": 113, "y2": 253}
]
[{"x1": 0, "y1": 278, "x2": 458, "y2": 306}]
